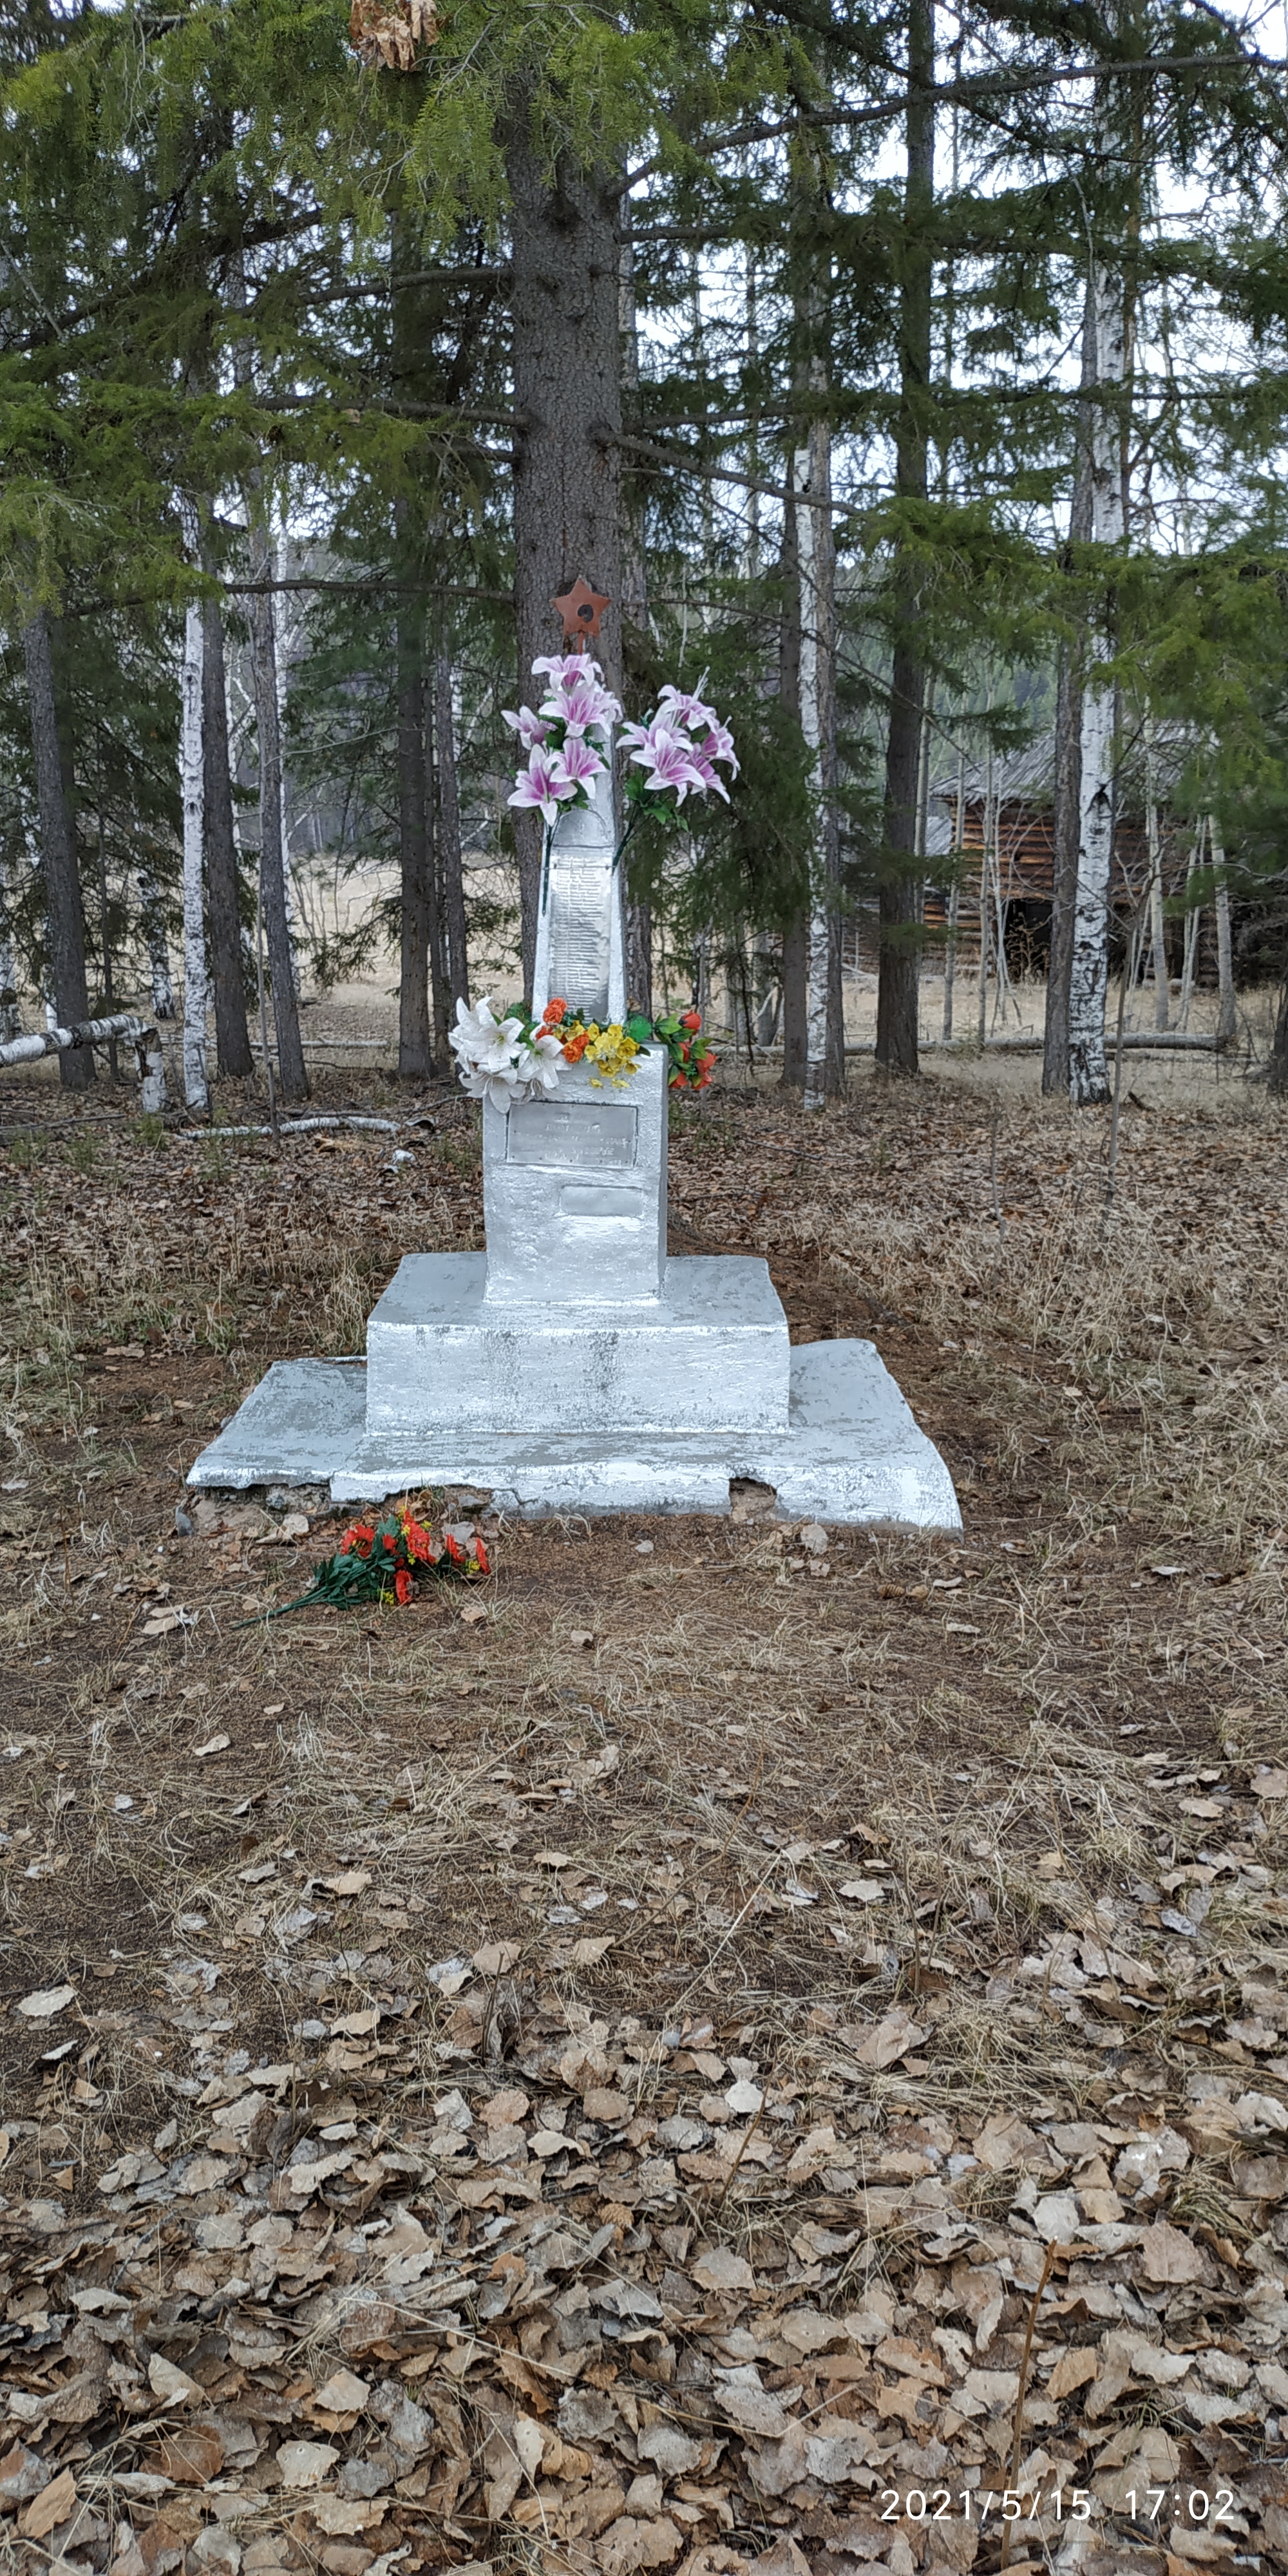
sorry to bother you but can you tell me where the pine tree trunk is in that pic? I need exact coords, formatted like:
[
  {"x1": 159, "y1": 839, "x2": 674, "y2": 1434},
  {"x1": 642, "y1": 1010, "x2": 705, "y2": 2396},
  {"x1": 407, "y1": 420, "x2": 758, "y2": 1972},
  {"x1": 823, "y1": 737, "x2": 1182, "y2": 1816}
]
[
  {"x1": 792, "y1": 372, "x2": 844, "y2": 1107},
  {"x1": 397, "y1": 607, "x2": 433, "y2": 1079},
  {"x1": 249, "y1": 526, "x2": 308, "y2": 1101},
  {"x1": 202, "y1": 588, "x2": 253, "y2": 1077},
  {"x1": 1068, "y1": 259, "x2": 1126, "y2": 1108},
  {"x1": 876, "y1": 0, "x2": 934, "y2": 1079},
  {"x1": 507, "y1": 103, "x2": 623, "y2": 998},
  {"x1": 179, "y1": 562, "x2": 210, "y2": 1115},
  {"x1": 424, "y1": 717, "x2": 451, "y2": 1061},
  {"x1": 777, "y1": 492, "x2": 808, "y2": 1090},
  {"x1": 23, "y1": 608, "x2": 93, "y2": 1090},
  {"x1": 1268, "y1": 973, "x2": 1288, "y2": 1095},
  {"x1": 435, "y1": 656, "x2": 469, "y2": 1009},
  {"x1": 619, "y1": 194, "x2": 652, "y2": 1018}
]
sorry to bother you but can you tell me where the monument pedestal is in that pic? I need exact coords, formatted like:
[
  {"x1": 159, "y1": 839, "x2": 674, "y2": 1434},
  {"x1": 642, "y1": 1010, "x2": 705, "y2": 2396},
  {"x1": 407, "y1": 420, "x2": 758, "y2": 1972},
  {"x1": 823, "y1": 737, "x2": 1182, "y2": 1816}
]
[
  {"x1": 189, "y1": 759, "x2": 960, "y2": 1531},
  {"x1": 187, "y1": 1336, "x2": 960, "y2": 1525}
]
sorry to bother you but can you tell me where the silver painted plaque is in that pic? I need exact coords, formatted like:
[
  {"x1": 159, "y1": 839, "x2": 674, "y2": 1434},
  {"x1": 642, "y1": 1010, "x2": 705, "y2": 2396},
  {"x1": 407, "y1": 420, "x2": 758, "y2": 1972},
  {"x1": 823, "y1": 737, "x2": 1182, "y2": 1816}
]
[
  {"x1": 560, "y1": 1185, "x2": 645, "y2": 1220},
  {"x1": 507, "y1": 1101, "x2": 637, "y2": 1170}
]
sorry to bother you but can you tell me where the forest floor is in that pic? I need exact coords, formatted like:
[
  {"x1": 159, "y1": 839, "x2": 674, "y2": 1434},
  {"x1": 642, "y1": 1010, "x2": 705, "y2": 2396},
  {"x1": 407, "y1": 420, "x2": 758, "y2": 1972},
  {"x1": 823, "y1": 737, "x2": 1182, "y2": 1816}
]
[{"x1": 1, "y1": 1046, "x2": 1286, "y2": 2576}]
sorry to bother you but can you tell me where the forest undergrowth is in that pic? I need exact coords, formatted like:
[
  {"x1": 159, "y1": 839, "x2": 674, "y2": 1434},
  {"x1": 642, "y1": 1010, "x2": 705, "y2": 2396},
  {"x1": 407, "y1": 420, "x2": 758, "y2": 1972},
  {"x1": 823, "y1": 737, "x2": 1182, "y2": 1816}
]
[{"x1": 0, "y1": 1060, "x2": 1285, "y2": 2576}]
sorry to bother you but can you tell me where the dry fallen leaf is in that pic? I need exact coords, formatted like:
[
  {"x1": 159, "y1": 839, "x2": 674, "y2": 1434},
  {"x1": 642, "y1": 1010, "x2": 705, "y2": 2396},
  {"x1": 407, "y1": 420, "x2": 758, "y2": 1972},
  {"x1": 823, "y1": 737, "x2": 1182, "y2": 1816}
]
[
  {"x1": 473, "y1": 1940, "x2": 522, "y2": 1976},
  {"x1": 1251, "y1": 1767, "x2": 1287, "y2": 1800},
  {"x1": 20, "y1": 2468, "x2": 76, "y2": 2541},
  {"x1": 147, "y1": 2353, "x2": 202, "y2": 2405},
  {"x1": 193, "y1": 1732, "x2": 231, "y2": 1759},
  {"x1": 692, "y1": 2243, "x2": 755, "y2": 2296},
  {"x1": 155, "y1": 2425, "x2": 225, "y2": 2484},
  {"x1": 15, "y1": 1983, "x2": 76, "y2": 2019},
  {"x1": 847, "y1": 2006, "x2": 926, "y2": 2069},
  {"x1": 1140, "y1": 2219, "x2": 1207, "y2": 2285},
  {"x1": 276, "y1": 2439, "x2": 340, "y2": 2490}
]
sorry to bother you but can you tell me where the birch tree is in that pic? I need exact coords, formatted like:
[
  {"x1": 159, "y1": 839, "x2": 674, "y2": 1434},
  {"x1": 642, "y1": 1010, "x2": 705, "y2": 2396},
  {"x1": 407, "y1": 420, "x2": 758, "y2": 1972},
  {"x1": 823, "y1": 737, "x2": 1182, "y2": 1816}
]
[
  {"x1": 1067, "y1": 256, "x2": 1126, "y2": 1106},
  {"x1": 178, "y1": 509, "x2": 210, "y2": 1115},
  {"x1": 21, "y1": 609, "x2": 93, "y2": 1090},
  {"x1": 875, "y1": 0, "x2": 934, "y2": 1079}
]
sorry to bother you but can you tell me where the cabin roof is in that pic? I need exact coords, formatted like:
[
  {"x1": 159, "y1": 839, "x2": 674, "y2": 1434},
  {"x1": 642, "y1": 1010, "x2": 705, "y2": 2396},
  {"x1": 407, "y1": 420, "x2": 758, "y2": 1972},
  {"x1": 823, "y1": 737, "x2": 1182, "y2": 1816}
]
[{"x1": 930, "y1": 718, "x2": 1196, "y2": 818}]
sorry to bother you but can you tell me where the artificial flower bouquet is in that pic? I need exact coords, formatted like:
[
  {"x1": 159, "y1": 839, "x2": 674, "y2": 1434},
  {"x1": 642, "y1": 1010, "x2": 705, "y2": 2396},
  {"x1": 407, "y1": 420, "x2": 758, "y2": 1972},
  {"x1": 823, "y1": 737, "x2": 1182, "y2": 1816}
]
[
  {"x1": 261, "y1": 1501, "x2": 490, "y2": 1618},
  {"x1": 504, "y1": 656, "x2": 738, "y2": 839},
  {"x1": 451, "y1": 992, "x2": 715, "y2": 1106}
]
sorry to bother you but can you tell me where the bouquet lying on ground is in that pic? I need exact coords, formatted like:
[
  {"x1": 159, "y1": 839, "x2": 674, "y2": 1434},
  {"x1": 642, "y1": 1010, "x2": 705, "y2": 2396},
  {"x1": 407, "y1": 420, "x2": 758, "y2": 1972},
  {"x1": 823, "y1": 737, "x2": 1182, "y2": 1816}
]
[
  {"x1": 451, "y1": 993, "x2": 715, "y2": 1104},
  {"x1": 259, "y1": 1502, "x2": 490, "y2": 1618}
]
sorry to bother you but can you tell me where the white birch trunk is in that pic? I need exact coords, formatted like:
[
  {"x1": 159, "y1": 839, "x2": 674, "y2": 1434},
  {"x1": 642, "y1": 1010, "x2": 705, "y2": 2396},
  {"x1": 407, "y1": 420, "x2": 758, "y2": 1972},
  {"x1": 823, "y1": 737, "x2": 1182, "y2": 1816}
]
[
  {"x1": 1146, "y1": 727, "x2": 1168, "y2": 1029},
  {"x1": 0, "y1": 850, "x2": 18, "y2": 1041},
  {"x1": 1068, "y1": 258, "x2": 1126, "y2": 1107},
  {"x1": 178, "y1": 504, "x2": 209, "y2": 1113},
  {"x1": 1209, "y1": 816, "x2": 1236, "y2": 1043}
]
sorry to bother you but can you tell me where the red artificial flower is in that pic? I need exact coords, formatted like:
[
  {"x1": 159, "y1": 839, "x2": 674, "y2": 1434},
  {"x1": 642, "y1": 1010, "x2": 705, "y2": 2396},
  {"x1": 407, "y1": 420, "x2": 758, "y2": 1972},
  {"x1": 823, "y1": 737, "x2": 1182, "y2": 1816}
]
[
  {"x1": 681, "y1": 1009, "x2": 702, "y2": 1032},
  {"x1": 401, "y1": 1511, "x2": 433, "y2": 1562},
  {"x1": 444, "y1": 1533, "x2": 466, "y2": 1564},
  {"x1": 382, "y1": 1530, "x2": 397, "y2": 1551},
  {"x1": 473, "y1": 1537, "x2": 491, "y2": 1576},
  {"x1": 342, "y1": 1522, "x2": 374, "y2": 1557},
  {"x1": 393, "y1": 1566, "x2": 413, "y2": 1605}
]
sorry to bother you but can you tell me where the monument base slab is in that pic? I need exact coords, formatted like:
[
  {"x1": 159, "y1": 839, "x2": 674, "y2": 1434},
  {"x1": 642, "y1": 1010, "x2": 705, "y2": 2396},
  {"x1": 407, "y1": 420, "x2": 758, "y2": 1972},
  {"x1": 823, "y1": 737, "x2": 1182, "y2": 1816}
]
[
  {"x1": 188, "y1": 1341, "x2": 961, "y2": 1530},
  {"x1": 366, "y1": 1252, "x2": 790, "y2": 1435}
]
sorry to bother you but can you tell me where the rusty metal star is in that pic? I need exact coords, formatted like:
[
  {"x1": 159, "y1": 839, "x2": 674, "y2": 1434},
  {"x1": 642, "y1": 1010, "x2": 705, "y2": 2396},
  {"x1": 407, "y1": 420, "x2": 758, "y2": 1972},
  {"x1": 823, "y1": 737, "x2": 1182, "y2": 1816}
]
[{"x1": 553, "y1": 576, "x2": 610, "y2": 649}]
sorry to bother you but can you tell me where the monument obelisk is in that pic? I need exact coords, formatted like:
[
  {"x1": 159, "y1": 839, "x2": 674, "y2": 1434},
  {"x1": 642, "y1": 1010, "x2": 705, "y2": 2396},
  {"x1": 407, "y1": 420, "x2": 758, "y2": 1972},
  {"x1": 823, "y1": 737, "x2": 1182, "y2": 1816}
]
[{"x1": 190, "y1": 587, "x2": 959, "y2": 1530}]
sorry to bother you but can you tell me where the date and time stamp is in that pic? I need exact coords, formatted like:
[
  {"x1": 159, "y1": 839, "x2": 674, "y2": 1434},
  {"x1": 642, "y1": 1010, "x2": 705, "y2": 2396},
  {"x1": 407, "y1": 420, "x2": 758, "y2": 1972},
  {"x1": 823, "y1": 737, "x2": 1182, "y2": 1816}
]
[{"x1": 876, "y1": 2483, "x2": 1240, "y2": 2531}]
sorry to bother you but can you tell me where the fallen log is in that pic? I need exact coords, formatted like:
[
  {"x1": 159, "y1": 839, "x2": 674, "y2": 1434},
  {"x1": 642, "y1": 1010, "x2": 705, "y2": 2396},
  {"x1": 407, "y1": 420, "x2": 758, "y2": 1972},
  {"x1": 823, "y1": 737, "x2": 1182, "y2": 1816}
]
[{"x1": 0, "y1": 1014, "x2": 167, "y2": 1108}]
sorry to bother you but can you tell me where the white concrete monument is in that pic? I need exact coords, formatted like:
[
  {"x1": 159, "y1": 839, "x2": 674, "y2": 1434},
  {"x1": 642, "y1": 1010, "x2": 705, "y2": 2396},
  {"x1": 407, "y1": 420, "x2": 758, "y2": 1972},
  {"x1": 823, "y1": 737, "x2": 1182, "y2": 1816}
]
[{"x1": 191, "y1": 607, "x2": 959, "y2": 1530}]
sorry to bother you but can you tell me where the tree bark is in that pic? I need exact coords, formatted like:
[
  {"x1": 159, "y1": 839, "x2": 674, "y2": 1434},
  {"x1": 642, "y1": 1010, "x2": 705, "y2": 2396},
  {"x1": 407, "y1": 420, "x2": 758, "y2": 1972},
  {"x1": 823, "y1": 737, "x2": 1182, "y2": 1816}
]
[
  {"x1": 796, "y1": 406, "x2": 842, "y2": 1105},
  {"x1": 507, "y1": 101, "x2": 623, "y2": 999},
  {"x1": 397, "y1": 606, "x2": 433, "y2": 1078},
  {"x1": 0, "y1": 850, "x2": 17, "y2": 1043},
  {"x1": 202, "y1": 588, "x2": 252, "y2": 1077},
  {"x1": 435, "y1": 655, "x2": 469, "y2": 1010},
  {"x1": 619, "y1": 191, "x2": 652, "y2": 1017},
  {"x1": 249, "y1": 524, "x2": 308, "y2": 1101},
  {"x1": 1269, "y1": 971, "x2": 1288, "y2": 1095},
  {"x1": 179, "y1": 544, "x2": 210, "y2": 1115},
  {"x1": 777, "y1": 491, "x2": 808, "y2": 1089},
  {"x1": 1068, "y1": 258, "x2": 1126, "y2": 1108},
  {"x1": 1209, "y1": 817, "x2": 1236, "y2": 1044},
  {"x1": 1043, "y1": 267, "x2": 1096, "y2": 1096},
  {"x1": 875, "y1": 0, "x2": 934, "y2": 1079},
  {"x1": 23, "y1": 609, "x2": 93, "y2": 1090}
]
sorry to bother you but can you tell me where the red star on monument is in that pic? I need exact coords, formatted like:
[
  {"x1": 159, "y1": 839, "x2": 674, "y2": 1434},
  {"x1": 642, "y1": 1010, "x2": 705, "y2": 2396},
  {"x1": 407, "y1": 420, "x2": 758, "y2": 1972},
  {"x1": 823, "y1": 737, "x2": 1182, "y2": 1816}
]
[{"x1": 552, "y1": 576, "x2": 610, "y2": 649}]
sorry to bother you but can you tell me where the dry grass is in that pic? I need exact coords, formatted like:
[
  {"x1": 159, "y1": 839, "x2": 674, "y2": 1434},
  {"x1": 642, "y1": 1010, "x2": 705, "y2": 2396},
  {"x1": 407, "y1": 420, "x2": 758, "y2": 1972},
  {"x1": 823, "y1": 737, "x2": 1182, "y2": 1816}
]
[{"x1": 1, "y1": 1056, "x2": 1285, "y2": 2146}]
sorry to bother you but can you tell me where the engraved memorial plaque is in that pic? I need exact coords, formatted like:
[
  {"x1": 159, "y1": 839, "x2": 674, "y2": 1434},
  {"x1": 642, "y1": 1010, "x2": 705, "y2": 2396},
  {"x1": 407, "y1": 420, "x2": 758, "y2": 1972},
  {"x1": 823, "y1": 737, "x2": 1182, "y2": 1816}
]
[{"x1": 507, "y1": 1100, "x2": 637, "y2": 1170}]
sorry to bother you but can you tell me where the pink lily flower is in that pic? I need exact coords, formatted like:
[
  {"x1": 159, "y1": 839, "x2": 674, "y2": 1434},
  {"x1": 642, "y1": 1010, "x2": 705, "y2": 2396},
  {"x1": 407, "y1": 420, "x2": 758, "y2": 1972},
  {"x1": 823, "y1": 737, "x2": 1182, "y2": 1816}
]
[
  {"x1": 557, "y1": 735, "x2": 605, "y2": 789},
  {"x1": 687, "y1": 743, "x2": 731, "y2": 802},
  {"x1": 502, "y1": 703, "x2": 549, "y2": 749},
  {"x1": 507, "y1": 748, "x2": 578, "y2": 827},
  {"x1": 627, "y1": 723, "x2": 706, "y2": 804},
  {"x1": 658, "y1": 683, "x2": 718, "y2": 734},
  {"x1": 699, "y1": 721, "x2": 739, "y2": 777}
]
